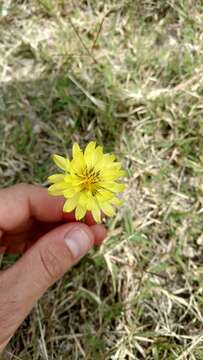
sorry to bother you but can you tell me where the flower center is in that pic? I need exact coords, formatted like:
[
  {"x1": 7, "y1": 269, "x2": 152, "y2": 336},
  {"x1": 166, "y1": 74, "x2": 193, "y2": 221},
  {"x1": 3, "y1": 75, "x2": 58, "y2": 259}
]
[{"x1": 82, "y1": 167, "x2": 100, "y2": 192}]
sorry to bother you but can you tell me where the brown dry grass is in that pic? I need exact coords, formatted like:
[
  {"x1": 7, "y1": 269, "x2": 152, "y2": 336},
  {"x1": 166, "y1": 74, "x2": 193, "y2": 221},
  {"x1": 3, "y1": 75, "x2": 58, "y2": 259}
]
[{"x1": 1, "y1": 0, "x2": 203, "y2": 359}]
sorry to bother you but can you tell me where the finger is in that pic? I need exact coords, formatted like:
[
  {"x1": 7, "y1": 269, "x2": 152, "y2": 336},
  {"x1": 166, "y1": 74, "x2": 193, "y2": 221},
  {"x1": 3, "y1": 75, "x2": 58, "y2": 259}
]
[
  {"x1": 91, "y1": 224, "x2": 107, "y2": 245},
  {"x1": 85, "y1": 211, "x2": 97, "y2": 225},
  {"x1": 62, "y1": 211, "x2": 77, "y2": 223},
  {"x1": 0, "y1": 184, "x2": 75, "y2": 233},
  {"x1": 0, "y1": 221, "x2": 65, "y2": 254},
  {"x1": 2, "y1": 223, "x2": 107, "y2": 254},
  {"x1": 0, "y1": 222, "x2": 106, "y2": 344},
  {"x1": 0, "y1": 246, "x2": 6, "y2": 254}
]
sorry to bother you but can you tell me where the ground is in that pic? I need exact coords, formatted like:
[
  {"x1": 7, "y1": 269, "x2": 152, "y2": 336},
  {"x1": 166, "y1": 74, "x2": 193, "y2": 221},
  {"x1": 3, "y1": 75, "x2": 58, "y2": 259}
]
[{"x1": 1, "y1": 0, "x2": 203, "y2": 359}]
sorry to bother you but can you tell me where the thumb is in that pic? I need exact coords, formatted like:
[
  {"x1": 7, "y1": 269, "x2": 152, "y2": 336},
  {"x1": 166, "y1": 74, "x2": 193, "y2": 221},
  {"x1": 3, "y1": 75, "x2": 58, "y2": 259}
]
[{"x1": 0, "y1": 223, "x2": 103, "y2": 348}]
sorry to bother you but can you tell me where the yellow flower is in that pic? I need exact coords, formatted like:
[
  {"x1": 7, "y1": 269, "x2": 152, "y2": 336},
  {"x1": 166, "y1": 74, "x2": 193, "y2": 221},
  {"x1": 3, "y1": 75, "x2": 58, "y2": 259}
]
[{"x1": 48, "y1": 142, "x2": 125, "y2": 223}]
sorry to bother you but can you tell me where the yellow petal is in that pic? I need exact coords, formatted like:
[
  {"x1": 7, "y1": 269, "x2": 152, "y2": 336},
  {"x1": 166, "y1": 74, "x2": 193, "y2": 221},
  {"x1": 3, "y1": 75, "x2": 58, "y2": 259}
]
[
  {"x1": 75, "y1": 205, "x2": 86, "y2": 220},
  {"x1": 48, "y1": 174, "x2": 65, "y2": 183},
  {"x1": 84, "y1": 141, "x2": 96, "y2": 158},
  {"x1": 103, "y1": 154, "x2": 115, "y2": 162},
  {"x1": 78, "y1": 191, "x2": 89, "y2": 207},
  {"x1": 110, "y1": 197, "x2": 123, "y2": 206},
  {"x1": 100, "y1": 168, "x2": 124, "y2": 181},
  {"x1": 101, "y1": 182, "x2": 125, "y2": 193},
  {"x1": 72, "y1": 143, "x2": 82, "y2": 158},
  {"x1": 84, "y1": 142, "x2": 102, "y2": 168},
  {"x1": 70, "y1": 158, "x2": 85, "y2": 174},
  {"x1": 100, "y1": 202, "x2": 115, "y2": 217},
  {"x1": 92, "y1": 146, "x2": 104, "y2": 167},
  {"x1": 63, "y1": 187, "x2": 76, "y2": 198},
  {"x1": 92, "y1": 205, "x2": 101, "y2": 223},
  {"x1": 48, "y1": 182, "x2": 68, "y2": 196},
  {"x1": 95, "y1": 189, "x2": 114, "y2": 203},
  {"x1": 63, "y1": 195, "x2": 79, "y2": 212},
  {"x1": 71, "y1": 143, "x2": 85, "y2": 171},
  {"x1": 98, "y1": 154, "x2": 116, "y2": 169},
  {"x1": 64, "y1": 174, "x2": 73, "y2": 184},
  {"x1": 48, "y1": 187, "x2": 64, "y2": 196},
  {"x1": 52, "y1": 154, "x2": 70, "y2": 171},
  {"x1": 95, "y1": 145, "x2": 103, "y2": 160},
  {"x1": 49, "y1": 181, "x2": 67, "y2": 190},
  {"x1": 85, "y1": 194, "x2": 96, "y2": 211},
  {"x1": 111, "y1": 183, "x2": 125, "y2": 192}
]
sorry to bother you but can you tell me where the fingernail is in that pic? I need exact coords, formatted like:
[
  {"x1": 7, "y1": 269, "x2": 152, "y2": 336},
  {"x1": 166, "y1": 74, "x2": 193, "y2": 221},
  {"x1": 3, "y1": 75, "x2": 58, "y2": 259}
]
[{"x1": 64, "y1": 228, "x2": 92, "y2": 258}]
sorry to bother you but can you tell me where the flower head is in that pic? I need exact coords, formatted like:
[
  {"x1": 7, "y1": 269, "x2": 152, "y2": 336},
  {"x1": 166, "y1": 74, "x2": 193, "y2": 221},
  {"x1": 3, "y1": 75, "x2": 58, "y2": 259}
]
[{"x1": 48, "y1": 142, "x2": 125, "y2": 222}]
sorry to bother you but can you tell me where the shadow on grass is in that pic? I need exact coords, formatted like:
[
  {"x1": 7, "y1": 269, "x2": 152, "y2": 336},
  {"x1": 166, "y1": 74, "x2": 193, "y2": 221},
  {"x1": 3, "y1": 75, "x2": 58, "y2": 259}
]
[{"x1": 0, "y1": 70, "x2": 125, "y2": 186}]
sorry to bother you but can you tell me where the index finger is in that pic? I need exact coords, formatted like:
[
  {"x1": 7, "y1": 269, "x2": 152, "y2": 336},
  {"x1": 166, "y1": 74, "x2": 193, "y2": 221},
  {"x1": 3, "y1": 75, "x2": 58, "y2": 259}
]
[{"x1": 0, "y1": 184, "x2": 72, "y2": 232}]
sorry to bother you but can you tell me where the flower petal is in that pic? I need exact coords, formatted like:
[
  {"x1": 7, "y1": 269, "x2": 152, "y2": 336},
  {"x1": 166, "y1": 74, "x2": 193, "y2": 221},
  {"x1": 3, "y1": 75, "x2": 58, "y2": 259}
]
[
  {"x1": 84, "y1": 142, "x2": 103, "y2": 168},
  {"x1": 75, "y1": 205, "x2": 86, "y2": 220},
  {"x1": 48, "y1": 187, "x2": 64, "y2": 196},
  {"x1": 52, "y1": 154, "x2": 70, "y2": 171},
  {"x1": 110, "y1": 197, "x2": 123, "y2": 206},
  {"x1": 84, "y1": 141, "x2": 96, "y2": 158},
  {"x1": 78, "y1": 191, "x2": 89, "y2": 208},
  {"x1": 100, "y1": 202, "x2": 115, "y2": 217},
  {"x1": 48, "y1": 174, "x2": 65, "y2": 183},
  {"x1": 63, "y1": 194, "x2": 79, "y2": 212},
  {"x1": 85, "y1": 194, "x2": 95, "y2": 211},
  {"x1": 48, "y1": 181, "x2": 68, "y2": 195},
  {"x1": 72, "y1": 143, "x2": 82, "y2": 158},
  {"x1": 100, "y1": 168, "x2": 124, "y2": 181},
  {"x1": 101, "y1": 182, "x2": 125, "y2": 193},
  {"x1": 95, "y1": 189, "x2": 114, "y2": 203},
  {"x1": 92, "y1": 205, "x2": 101, "y2": 223},
  {"x1": 63, "y1": 187, "x2": 77, "y2": 198},
  {"x1": 71, "y1": 143, "x2": 85, "y2": 171}
]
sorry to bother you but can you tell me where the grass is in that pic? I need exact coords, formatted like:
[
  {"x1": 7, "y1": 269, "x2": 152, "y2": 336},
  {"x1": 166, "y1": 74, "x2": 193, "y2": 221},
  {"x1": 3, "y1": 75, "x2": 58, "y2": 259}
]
[{"x1": 1, "y1": 0, "x2": 203, "y2": 358}]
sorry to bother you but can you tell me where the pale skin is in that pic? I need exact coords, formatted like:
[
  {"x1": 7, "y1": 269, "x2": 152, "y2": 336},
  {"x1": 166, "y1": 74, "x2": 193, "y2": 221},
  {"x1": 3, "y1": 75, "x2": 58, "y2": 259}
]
[{"x1": 0, "y1": 184, "x2": 107, "y2": 352}]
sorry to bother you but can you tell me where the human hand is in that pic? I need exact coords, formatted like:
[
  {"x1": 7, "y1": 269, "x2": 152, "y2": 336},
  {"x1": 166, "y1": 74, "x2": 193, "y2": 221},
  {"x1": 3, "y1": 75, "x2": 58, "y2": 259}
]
[{"x1": 0, "y1": 184, "x2": 106, "y2": 352}]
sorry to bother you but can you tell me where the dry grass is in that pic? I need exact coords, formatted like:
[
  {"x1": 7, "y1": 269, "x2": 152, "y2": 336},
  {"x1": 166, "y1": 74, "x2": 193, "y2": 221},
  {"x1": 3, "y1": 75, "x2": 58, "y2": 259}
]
[{"x1": 1, "y1": 0, "x2": 203, "y2": 359}]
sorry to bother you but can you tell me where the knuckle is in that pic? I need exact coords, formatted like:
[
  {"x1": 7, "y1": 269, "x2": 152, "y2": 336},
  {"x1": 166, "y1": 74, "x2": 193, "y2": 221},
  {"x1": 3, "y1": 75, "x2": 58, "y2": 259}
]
[
  {"x1": 38, "y1": 246, "x2": 64, "y2": 282},
  {"x1": 15, "y1": 183, "x2": 30, "y2": 191},
  {"x1": 15, "y1": 183, "x2": 37, "y2": 193}
]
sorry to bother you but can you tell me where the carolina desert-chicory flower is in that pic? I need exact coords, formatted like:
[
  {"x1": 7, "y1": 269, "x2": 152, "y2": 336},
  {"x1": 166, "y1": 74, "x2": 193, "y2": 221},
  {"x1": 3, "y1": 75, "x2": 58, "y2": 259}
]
[{"x1": 48, "y1": 142, "x2": 125, "y2": 222}]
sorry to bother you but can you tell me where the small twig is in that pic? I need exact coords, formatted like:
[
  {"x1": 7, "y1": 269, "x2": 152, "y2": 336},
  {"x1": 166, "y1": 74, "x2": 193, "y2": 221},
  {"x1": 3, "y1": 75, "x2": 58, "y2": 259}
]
[
  {"x1": 68, "y1": 74, "x2": 105, "y2": 110},
  {"x1": 68, "y1": 17, "x2": 97, "y2": 64},
  {"x1": 91, "y1": 14, "x2": 106, "y2": 50},
  {"x1": 36, "y1": 305, "x2": 49, "y2": 360},
  {"x1": 144, "y1": 270, "x2": 167, "y2": 280}
]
